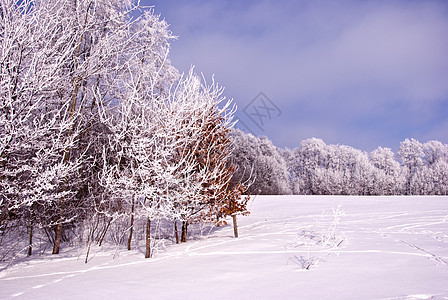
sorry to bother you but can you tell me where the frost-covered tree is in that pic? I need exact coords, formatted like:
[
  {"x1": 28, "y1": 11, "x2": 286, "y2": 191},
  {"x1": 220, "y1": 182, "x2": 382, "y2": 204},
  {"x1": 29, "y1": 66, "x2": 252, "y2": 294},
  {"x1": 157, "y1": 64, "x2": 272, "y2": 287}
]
[
  {"x1": 296, "y1": 138, "x2": 327, "y2": 195},
  {"x1": 300, "y1": 142, "x2": 373, "y2": 195},
  {"x1": 0, "y1": 0, "x2": 140, "y2": 254},
  {"x1": 163, "y1": 74, "x2": 249, "y2": 242},
  {"x1": 338, "y1": 145, "x2": 373, "y2": 195},
  {"x1": 369, "y1": 147, "x2": 403, "y2": 195},
  {"x1": 231, "y1": 135, "x2": 447, "y2": 196},
  {"x1": 398, "y1": 138, "x2": 424, "y2": 195},
  {"x1": 279, "y1": 147, "x2": 300, "y2": 194},
  {"x1": 410, "y1": 140, "x2": 448, "y2": 195},
  {"x1": 422, "y1": 140, "x2": 447, "y2": 166},
  {"x1": 230, "y1": 129, "x2": 290, "y2": 195},
  {"x1": 1, "y1": 0, "x2": 179, "y2": 257},
  {"x1": 0, "y1": 0, "x2": 251, "y2": 261},
  {"x1": 96, "y1": 7, "x2": 178, "y2": 256},
  {"x1": 291, "y1": 139, "x2": 399, "y2": 195}
]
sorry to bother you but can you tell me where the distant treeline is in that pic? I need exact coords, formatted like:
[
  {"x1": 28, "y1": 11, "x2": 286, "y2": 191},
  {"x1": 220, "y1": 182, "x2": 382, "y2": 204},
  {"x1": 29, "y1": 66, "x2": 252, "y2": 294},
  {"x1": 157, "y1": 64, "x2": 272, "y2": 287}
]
[{"x1": 231, "y1": 129, "x2": 448, "y2": 196}]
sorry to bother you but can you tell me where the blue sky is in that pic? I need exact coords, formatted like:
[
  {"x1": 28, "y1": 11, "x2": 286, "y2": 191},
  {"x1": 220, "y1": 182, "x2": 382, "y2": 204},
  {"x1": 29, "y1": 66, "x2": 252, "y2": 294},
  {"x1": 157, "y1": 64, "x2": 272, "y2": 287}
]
[{"x1": 147, "y1": 0, "x2": 448, "y2": 151}]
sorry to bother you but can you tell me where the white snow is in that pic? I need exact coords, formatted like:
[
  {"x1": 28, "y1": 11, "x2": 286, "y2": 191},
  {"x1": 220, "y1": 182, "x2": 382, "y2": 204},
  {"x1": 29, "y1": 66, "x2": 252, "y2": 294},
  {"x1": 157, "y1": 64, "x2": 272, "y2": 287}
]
[{"x1": 1, "y1": 195, "x2": 448, "y2": 299}]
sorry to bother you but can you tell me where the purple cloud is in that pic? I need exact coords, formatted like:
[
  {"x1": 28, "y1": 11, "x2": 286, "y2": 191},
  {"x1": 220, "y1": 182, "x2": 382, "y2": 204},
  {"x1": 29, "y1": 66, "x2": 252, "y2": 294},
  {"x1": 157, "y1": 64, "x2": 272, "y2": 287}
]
[{"x1": 150, "y1": 0, "x2": 448, "y2": 150}]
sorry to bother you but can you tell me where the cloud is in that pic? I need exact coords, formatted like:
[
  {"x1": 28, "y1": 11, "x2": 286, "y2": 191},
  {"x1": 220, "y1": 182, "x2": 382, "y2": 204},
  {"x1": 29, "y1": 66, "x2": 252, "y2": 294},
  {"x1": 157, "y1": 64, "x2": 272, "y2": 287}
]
[{"x1": 151, "y1": 0, "x2": 448, "y2": 149}]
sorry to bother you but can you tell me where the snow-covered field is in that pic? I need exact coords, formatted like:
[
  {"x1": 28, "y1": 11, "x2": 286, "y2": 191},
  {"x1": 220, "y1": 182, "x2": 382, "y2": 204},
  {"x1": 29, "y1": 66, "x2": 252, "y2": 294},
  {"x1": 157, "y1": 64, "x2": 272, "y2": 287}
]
[{"x1": 1, "y1": 195, "x2": 448, "y2": 300}]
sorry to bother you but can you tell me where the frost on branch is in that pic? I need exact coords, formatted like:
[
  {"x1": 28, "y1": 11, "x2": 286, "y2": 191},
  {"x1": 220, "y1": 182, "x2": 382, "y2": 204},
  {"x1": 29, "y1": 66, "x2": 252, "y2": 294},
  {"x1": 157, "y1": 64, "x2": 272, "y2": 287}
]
[{"x1": 1, "y1": 0, "x2": 249, "y2": 262}]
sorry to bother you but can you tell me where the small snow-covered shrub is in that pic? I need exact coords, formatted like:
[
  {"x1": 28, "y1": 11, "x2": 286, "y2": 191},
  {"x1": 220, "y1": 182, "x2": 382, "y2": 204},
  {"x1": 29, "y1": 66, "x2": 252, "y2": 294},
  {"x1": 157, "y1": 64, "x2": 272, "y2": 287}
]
[
  {"x1": 286, "y1": 206, "x2": 345, "y2": 270},
  {"x1": 288, "y1": 255, "x2": 323, "y2": 270}
]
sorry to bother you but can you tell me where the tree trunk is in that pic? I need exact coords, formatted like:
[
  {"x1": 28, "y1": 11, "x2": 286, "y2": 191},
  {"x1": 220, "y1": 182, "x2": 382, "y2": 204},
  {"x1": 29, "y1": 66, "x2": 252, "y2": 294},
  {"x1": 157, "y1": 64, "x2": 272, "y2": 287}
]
[
  {"x1": 174, "y1": 220, "x2": 179, "y2": 244},
  {"x1": 145, "y1": 217, "x2": 151, "y2": 258},
  {"x1": 232, "y1": 214, "x2": 239, "y2": 238},
  {"x1": 44, "y1": 227, "x2": 54, "y2": 244},
  {"x1": 98, "y1": 218, "x2": 112, "y2": 247},
  {"x1": 85, "y1": 215, "x2": 98, "y2": 264},
  {"x1": 52, "y1": 222, "x2": 62, "y2": 254},
  {"x1": 181, "y1": 221, "x2": 188, "y2": 243},
  {"x1": 85, "y1": 235, "x2": 92, "y2": 264},
  {"x1": 127, "y1": 199, "x2": 135, "y2": 251},
  {"x1": 27, "y1": 221, "x2": 33, "y2": 256}
]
